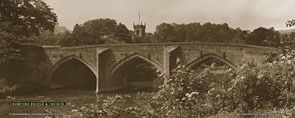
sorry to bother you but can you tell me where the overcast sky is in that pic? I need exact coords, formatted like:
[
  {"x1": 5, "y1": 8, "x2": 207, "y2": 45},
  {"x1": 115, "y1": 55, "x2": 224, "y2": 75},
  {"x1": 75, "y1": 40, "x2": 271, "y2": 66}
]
[{"x1": 43, "y1": 0, "x2": 295, "y2": 32}]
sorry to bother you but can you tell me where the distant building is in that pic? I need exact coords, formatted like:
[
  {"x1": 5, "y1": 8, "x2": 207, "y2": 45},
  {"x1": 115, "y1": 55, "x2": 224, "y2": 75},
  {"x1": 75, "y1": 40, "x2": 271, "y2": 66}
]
[
  {"x1": 133, "y1": 22, "x2": 146, "y2": 37},
  {"x1": 133, "y1": 12, "x2": 146, "y2": 38}
]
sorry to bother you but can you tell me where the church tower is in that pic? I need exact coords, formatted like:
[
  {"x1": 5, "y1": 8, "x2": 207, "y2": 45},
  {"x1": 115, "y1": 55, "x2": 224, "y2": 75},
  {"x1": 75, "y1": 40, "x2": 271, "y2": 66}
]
[{"x1": 133, "y1": 12, "x2": 146, "y2": 37}]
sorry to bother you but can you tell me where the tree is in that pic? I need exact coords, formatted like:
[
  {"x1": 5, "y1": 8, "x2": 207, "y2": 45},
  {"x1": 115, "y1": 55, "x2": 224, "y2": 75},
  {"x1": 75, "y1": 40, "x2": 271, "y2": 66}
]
[
  {"x1": 246, "y1": 27, "x2": 280, "y2": 47},
  {"x1": 153, "y1": 22, "x2": 246, "y2": 44},
  {"x1": 54, "y1": 31, "x2": 72, "y2": 46},
  {"x1": 70, "y1": 23, "x2": 105, "y2": 46},
  {"x1": 83, "y1": 18, "x2": 117, "y2": 36},
  {"x1": 0, "y1": 0, "x2": 58, "y2": 63},
  {"x1": 69, "y1": 18, "x2": 131, "y2": 46},
  {"x1": 286, "y1": 19, "x2": 295, "y2": 27},
  {"x1": 154, "y1": 23, "x2": 175, "y2": 42},
  {"x1": 231, "y1": 28, "x2": 247, "y2": 44},
  {"x1": 0, "y1": 0, "x2": 58, "y2": 36},
  {"x1": 0, "y1": 0, "x2": 57, "y2": 94},
  {"x1": 114, "y1": 23, "x2": 132, "y2": 43},
  {"x1": 36, "y1": 31, "x2": 57, "y2": 45}
]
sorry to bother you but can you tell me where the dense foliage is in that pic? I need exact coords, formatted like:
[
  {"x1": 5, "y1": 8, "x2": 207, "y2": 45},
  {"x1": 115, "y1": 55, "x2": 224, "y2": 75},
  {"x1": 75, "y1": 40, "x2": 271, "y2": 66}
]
[
  {"x1": 0, "y1": 0, "x2": 57, "y2": 95},
  {"x1": 246, "y1": 27, "x2": 280, "y2": 47},
  {"x1": 0, "y1": 0, "x2": 57, "y2": 36},
  {"x1": 286, "y1": 19, "x2": 295, "y2": 27},
  {"x1": 153, "y1": 22, "x2": 281, "y2": 47},
  {"x1": 145, "y1": 46, "x2": 294, "y2": 117},
  {"x1": 0, "y1": 0, "x2": 57, "y2": 63},
  {"x1": 281, "y1": 32, "x2": 295, "y2": 47},
  {"x1": 154, "y1": 22, "x2": 247, "y2": 44},
  {"x1": 58, "y1": 19, "x2": 132, "y2": 46}
]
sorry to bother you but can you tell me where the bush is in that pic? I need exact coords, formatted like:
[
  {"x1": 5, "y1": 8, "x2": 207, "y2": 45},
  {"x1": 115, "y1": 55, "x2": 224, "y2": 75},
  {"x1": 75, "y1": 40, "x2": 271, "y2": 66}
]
[
  {"x1": 150, "y1": 66, "x2": 222, "y2": 117},
  {"x1": 121, "y1": 65, "x2": 235, "y2": 118},
  {"x1": 226, "y1": 47, "x2": 295, "y2": 112}
]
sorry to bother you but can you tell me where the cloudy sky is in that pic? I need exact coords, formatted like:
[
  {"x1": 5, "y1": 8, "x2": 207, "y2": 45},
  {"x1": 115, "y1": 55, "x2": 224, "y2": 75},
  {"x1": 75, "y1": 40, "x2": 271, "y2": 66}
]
[{"x1": 43, "y1": 0, "x2": 295, "y2": 32}]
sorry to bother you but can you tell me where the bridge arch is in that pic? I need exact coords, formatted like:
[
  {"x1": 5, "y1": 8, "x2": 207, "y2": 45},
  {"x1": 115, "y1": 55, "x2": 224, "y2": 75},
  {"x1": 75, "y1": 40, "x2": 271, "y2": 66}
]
[
  {"x1": 49, "y1": 55, "x2": 97, "y2": 90},
  {"x1": 110, "y1": 53, "x2": 163, "y2": 91},
  {"x1": 186, "y1": 54, "x2": 236, "y2": 70},
  {"x1": 50, "y1": 55, "x2": 97, "y2": 79},
  {"x1": 111, "y1": 54, "x2": 163, "y2": 74}
]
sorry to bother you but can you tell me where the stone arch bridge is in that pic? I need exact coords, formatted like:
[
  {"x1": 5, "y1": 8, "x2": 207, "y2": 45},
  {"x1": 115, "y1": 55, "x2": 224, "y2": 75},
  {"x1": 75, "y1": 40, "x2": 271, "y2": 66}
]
[{"x1": 43, "y1": 42, "x2": 276, "y2": 93}]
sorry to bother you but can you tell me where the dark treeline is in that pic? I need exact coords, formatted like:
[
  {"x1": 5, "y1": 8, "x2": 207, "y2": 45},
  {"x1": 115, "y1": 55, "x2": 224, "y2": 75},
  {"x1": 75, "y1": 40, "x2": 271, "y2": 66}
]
[
  {"x1": 154, "y1": 22, "x2": 246, "y2": 43},
  {"x1": 154, "y1": 23, "x2": 281, "y2": 47},
  {"x1": 38, "y1": 19, "x2": 282, "y2": 47},
  {"x1": 37, "y1": 18, "x2": 132, "y2": 46}
]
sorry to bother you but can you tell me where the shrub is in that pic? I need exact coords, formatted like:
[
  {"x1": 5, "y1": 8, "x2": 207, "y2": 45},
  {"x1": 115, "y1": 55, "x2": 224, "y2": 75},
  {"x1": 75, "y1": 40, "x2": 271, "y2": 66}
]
[
  {"x1": 225, "y1": 47, "x2": 295, "y2": 112},
  {"x1": 130, "y1": 65, "x2": 234, "y2": 118}
]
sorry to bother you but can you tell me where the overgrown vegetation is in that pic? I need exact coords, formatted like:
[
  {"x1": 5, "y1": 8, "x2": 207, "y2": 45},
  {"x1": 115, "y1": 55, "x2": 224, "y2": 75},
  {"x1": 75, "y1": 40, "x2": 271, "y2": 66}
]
[
  {"x1": 0, "y1": 0, "x2": 57, "y2": 96},
  {"x1": 43, "y1": 46, "x2": 295, "y2": 118}
]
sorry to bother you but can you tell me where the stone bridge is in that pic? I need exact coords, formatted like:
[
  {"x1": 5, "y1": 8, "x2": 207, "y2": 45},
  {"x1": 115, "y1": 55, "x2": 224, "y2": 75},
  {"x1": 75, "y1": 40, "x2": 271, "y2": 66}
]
[{"x1": 43, "y1": 42, "x2": 277, "y2": 93}]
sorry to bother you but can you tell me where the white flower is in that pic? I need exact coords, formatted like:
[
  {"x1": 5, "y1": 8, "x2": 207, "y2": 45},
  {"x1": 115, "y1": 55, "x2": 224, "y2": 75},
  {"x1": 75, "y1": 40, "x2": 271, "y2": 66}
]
[
  {"x1": 207, "y1": 91, "x2": 211, "y2": 95},
  {"x1": 191, "y1": 92, "x2": 199, "y2": 95},
  {"x1": 240, "y1": 76, "x2": 245, "y2": 80},
  {"x1": 257, "y1": 74, "x2": 263, "y2": 79},
  {"x1": 185, "y1": 93, "x2": 190, "y2": 97},
  {"x1": 71, "y1": 109, "x2": 78, "y2": 112},
  {"x1": 229, "y1": 73, "x2": 234, "y2": 77},
  {"x1": 216, "y1": 94, "x2": 220, "y2": 98},
  {"x1": 187, "y1": 94, "x2": 192, "y2": 98}
]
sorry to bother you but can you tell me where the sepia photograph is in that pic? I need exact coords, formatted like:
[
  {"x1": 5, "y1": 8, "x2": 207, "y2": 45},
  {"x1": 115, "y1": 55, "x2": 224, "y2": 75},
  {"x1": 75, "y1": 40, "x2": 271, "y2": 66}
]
[{"x1": 1, "y1": 0, "x2": 295, "y2": 117}]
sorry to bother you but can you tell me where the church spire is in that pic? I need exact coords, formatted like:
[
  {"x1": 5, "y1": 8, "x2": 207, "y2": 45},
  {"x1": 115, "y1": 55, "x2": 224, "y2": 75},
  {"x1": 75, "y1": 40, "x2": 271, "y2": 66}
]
[{"x1": 138, "y1": 11, "x2": 141, "y2": 25}]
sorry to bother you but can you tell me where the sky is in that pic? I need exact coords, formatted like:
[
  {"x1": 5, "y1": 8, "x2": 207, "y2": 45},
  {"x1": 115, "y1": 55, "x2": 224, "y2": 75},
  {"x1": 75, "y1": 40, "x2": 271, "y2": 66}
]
[{"x1": 43, "y1": 0, "x2": 295, "y2": 32}]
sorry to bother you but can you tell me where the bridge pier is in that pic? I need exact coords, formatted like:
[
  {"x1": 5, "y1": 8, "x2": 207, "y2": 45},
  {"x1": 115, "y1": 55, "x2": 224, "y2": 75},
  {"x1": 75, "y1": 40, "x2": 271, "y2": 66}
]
[
  {"x1": 95, "y1": 48, "x2": 110, "y2": 94},
  {"x1": 163, "y1": 45, "x2": 181, "y2": 75}
]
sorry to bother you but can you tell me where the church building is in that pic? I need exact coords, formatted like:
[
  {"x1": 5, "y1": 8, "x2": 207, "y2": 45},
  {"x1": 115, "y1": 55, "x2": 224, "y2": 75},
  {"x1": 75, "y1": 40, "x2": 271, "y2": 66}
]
[{"x1": 133, "y1": 12, "x2": 146, "y2": 38}]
